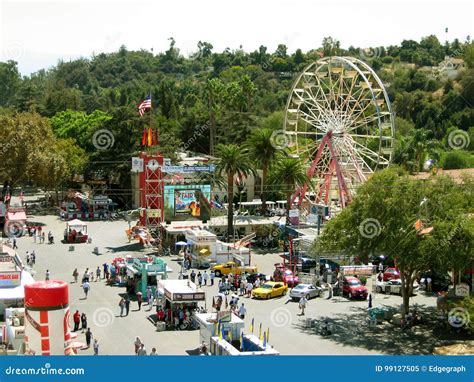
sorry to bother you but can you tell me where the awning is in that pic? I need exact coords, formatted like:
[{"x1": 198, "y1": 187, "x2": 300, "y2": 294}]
[
  {"x1": 6, "y1": 211, "x2": 27, "y2": 221},
  {"x1": 0, "y1": 271, "x2": 34, "y2": 300},
  {"x1": 67, "y1": 219, "x2": 86, "y2": 227}
]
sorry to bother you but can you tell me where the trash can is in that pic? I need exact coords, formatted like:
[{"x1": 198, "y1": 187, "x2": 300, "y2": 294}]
[{"x1": 69, "y1": 245, "x2": 74, "y2": 252}]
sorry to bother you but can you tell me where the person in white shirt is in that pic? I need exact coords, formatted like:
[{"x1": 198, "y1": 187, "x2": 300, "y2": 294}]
[
  {"x1": 238, "y1": 303, "x2": 247, "y2": 319},
  {"x1": 299, "y1": 295, "x2": 308, "y2": 315},
  {"x1": 255, "y1": 278, "x2": 261, "y2": 288}
]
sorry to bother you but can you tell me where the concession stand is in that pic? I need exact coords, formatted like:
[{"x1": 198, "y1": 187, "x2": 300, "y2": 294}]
[
  {"x1": 65, "y1": 219, "x2": 88, "y2": 243},
  {"x1": 4, "y1": 207, "x2": 27, "y2": 237}
]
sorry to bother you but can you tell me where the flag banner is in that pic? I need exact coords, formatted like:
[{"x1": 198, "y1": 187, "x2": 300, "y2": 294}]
[
  {"x1": 147, "y1": 127, "x2": 152, "y2": 147},
  {"x1": 0, "y1": 356, "x2": 469, "y2": 382},
  {"x1": 141, "y1": 127, "x2": 147, "y2": 146},
  {"x1": 250, "y1": 318, "x2": 254, "y2": 333},
  {"x1": 153, "y1": 128, "x2": 159, "y2": 146},
  {"x1": 138, "y1": 95, "x2": 152, "y2": 116}
]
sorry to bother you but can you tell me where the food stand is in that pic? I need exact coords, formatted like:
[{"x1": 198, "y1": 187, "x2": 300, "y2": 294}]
[
  {"x1": 186, "y1": 230, "x2": 216, "y2": 268},
  {"x1": 4, "y1": 207, "x2": 27, "y2": 238},
  {"x1": 126, "y1": 256, "x2": 172, "y2": 295},
  {"x1": 156, "y1": 279, "x2": 205, "y2": 329},
  {"x1": 65, "y1": 219, "x2": 88, "y2": 243}
]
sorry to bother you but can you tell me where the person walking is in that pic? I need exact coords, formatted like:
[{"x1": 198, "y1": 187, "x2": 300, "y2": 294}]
[
  {"x1": 81, "y1": 313, "x2": 87, "y2": 332},
  {"x1": 210, "y1": 270, "x2": 215, "y2": 286},
  {"x1": 26, "y1": 251, "x2": 30, "y2": 266},
  {"x1": 134, "y1": 337, "x2": 142, "y2": 354},
  {"x1": 96, "y1": 267, "x2": 101, "y2": 281},
  {"x1": 368, "y1": 293, "x2": 373, "y2": 309},
  {"x1": 41, "y1": 232, "x2": 46, "y2": 244},
  {"x1": 30, "y1": 251, "x2": 36, "y2": 266},
  {"x1": 246, "y1": 281, "x2": 253, "y2": 298},
  {"x1": 85, "y1": 328, "x2": 93, "y2": 348},
  {"x1": 83, "y1": 269, "x2": 89, "y2": 283},
  {"x1": 93, "y1": 339, "x2": 99, "y2": 355},
  {"x1": 197, "y1": 272, "x2": 202, "y2": 287},
  {"x1": 426, "y1": 277, "x2": 432, "y2": 292},
  {"x1": 119, "y1": 297, "x2": 125, "y2": 317},
  {"x1": 203, "y1": 271, "x2": 209, "y2": 286},
  {"x1": 125, "y1": 295, "x2": 130, "y2": 316},
  {"x1": 190, "y1": 270, "x2": 196, "y2": 283},
  {"x1": 45, "y1": 269, "x2": 50, "y2": 281},
  {"x1": 298, "y1": 294, "x2": 308, "y2": 316},
  {"x1": 238, "y1": 303, "x2": 247, "y2": 319},
  {"x1": 149, "y1": 347, "x2": 158, "y2": 356},
  {"x1": 137, "y1": 292, "x2": 143, "y2": 310},
  {"x1": 82, "y1": 280, "x2": 90, "y2": 299},
  {"x1": 103, "y1": 263, "x2": 109, "y2": 280},
  {"x1": 73, "y1": 310, "x2": 80, "y2": 332},
  {"x1": 137, "y1": 343, "x2": 147, "y2": 356},
  {"x1": 12, "y1": 238, "x2": 17, "y2": 249},
  {"x1": 72, "y1": 268, "x2": 79, "y2": 283}
]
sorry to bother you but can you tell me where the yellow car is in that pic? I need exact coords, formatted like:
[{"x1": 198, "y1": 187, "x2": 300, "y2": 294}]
[
  {"x1": 211, "y1": 262, "x2": 257, "y2": 277},
  {"x1": 252, "y1": 281, "x2": 288, "y2": 299}
]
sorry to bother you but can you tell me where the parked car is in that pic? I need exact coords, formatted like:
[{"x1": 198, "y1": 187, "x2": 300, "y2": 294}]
[
  {"x1": 289, "y1": 284, "x2": 322, "y2": 301},
  {"x1": 383, "y1": 267, "x2": 400, "y2": 282},
  {"x1": 375, "y1": 279, "x2": 419, "y2": 295},
  {"x1": 244, "y1": 272, "x2": 267, "y2": 284},
  {"x1": 342, "y1": 277, "x2": 368, "y2": 300},
  {"x1": 273, "y1": 265, "x2": 299, "y2": 287},
  {"x1": 252, "y1": 281, "x2": 288, "y2": 299},
  {"x1": 211, "y1": 262, "x2": 257, "y2": 277}
]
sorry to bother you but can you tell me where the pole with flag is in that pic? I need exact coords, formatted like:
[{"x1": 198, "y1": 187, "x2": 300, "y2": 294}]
[
  {"x1": 250, "y1": 318, "x2": 254, "y2": 334},
  {"x1": 240, "y1": 331, "x2": 244, "y2": 351},
  {"x1": 263, "y1": 331, "x2": 267, "y2": 348},
  {"x1": 259, "y1": 322, "x2": 262, "y2": 340},
  {"x1": 266, "y1": 328, "x2": 270, "y2": 343}
]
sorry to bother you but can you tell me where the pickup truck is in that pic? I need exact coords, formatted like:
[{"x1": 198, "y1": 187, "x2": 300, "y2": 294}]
[{"x1": 211, "y1": 262, "x2": 257, "y2": 277}]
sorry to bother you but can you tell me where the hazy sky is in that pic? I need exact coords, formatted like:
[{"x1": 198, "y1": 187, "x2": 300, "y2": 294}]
[{"x1": 1, "y1": 0, "x2": 472, "y2": 75}]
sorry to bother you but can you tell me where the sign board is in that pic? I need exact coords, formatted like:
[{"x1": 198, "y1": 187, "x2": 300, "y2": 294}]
[
  {"x1": 164, "y1": 185, "x2": 211, "y2": 221},
  {"x1": 147, "y1": 209, "x2": 161, "y2": 218},
  {"x1": 0, "y1": 271, "x2": 21, "y2": 287},
  {"x1": 311, "y1": 204, "x2": 329, "y2": 217},
  {"x1": 455, "y1": 283, "x2": 469, "y2": 297},
  {"x1": 172, "y1": 292, "x2": 205, "y2": 301},
  {"x1": 289, "y1": 209, "x2": 299, "y2": 218},
  {"x1": 131, "y1": 157, "x2": 144, "y2": 172},
  {"x1": 0, "y1": 254, "x2": 12, "y2": 262},
  {"x1": 217, "y1": 310, "x2": 232, "y2": 323},
  {"x1": 161, "y1": 165, "x2": 216, "y2": 173}
]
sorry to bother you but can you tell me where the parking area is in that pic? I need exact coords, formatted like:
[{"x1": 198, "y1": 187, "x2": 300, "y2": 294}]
[{"x1": 7, "y1": 214, "x2": 443, "y2": 355}]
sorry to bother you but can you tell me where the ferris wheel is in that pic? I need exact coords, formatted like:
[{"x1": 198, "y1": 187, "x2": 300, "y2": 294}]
[{"x1": 284, "y1": 56, "x2": 394, "y2": 209}]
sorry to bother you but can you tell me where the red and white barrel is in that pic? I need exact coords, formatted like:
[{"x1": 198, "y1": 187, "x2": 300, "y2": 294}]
[{"x1": 24, "y1": 280, "x2": 71, "y2": 355}]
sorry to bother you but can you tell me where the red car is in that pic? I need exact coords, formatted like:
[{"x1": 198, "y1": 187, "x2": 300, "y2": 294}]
[
  {"x1": 383, "y1": 268, "x2": 400, "y2": 282},
  {"x1": 273, "y1": 266, "x2": 299, "y2": 287},
  {"x1": 342, "y1": 277, "x2": 368, "y2": 300}
]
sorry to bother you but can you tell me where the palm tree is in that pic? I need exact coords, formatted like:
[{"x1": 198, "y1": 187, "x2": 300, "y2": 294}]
[
  {"x1": 269, "y1": 158, "x2": 309, "y2": 224},
  {"x1": 215, "y1": 144, "x2": 254, "y2": 240},
  {"x1": 246, "y1": 128, "x2": 280, "y2": 213}
]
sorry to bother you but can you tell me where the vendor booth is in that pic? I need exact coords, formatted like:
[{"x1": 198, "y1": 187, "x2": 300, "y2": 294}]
[
  {"x1": 155, "y1": 279, "x2": 205, "y2": 330},
  {"x1": 0, "y1": 244, "x2": 34, "y2": 320},
  {"x1": 65, "y1": 219, "x2": 88, "y2": 243},
  {"x1": 126, "y1": 256, "x2": 172, "y2": 295},
  {"x1": 4, "y1": 207, "x2": 27, "y2": 238},
  {"x1": 186, "y1": 230, "x2": 216, "y2": 268}
]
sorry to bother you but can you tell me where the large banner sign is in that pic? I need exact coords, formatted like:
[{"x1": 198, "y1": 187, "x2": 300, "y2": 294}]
[{"x1": 164, "y1": 185, "x2": 211, "y2": 221}]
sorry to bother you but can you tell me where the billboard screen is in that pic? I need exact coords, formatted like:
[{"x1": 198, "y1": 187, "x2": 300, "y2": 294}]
[{"x1": 164, "y1": 185, "x2": 211, "y2": 221}]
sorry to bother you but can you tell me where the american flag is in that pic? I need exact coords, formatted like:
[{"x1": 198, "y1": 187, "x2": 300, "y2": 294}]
[{"x1": 138, "y1": 96, "x2": 152, "y2": 116}]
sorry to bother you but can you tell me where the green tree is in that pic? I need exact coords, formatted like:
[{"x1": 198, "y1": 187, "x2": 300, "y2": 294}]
[
  {"x1": 0, "y1": 61, "x2": 21, "y2": 108},
  {"x1": 215, "y1": 144, "x2": 254, "y2": 240},
  {"x1": 246, "y1": 129, "x2": 280, "y2": 212},
  {"x1": 268, "y1": 158, "x2": 308, "y2": 224},
  {"x1": 317, "y1": 167, "x2": 473, "y2": 317}
]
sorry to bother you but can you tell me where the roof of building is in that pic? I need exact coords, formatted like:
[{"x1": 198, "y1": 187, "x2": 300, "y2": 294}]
[{"x1": 410, "y1": 168, "x2": 473, "y2": 184}]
